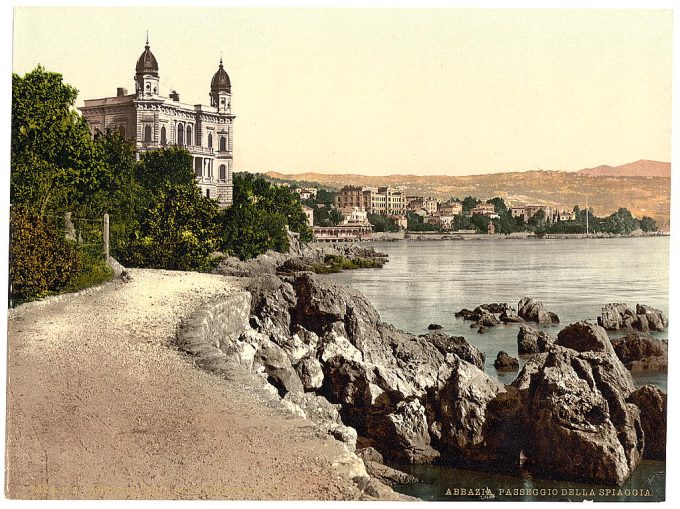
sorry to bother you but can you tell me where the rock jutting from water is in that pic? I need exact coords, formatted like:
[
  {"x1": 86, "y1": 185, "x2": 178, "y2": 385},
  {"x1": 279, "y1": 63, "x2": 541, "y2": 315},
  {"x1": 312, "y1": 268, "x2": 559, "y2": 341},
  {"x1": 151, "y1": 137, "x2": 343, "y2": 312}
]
[
  {"x1": 193, "y1": 270, "x2": 665, "y2": 487},
  {"x1": 494, "y1": 351, "x2": 519, "y2": 371},
  {"x1": 597, "y1": 303, "x2": 668, "y2": 332},
  {"x1": 517, "y1": 297, "x2": 560, "y2": 324},
  {"x1": 612, "y1": 331, "x2": 668, "y2": 372},
  {"x1": 517, "y1": 325, "x2": 555, "y2": 354}
]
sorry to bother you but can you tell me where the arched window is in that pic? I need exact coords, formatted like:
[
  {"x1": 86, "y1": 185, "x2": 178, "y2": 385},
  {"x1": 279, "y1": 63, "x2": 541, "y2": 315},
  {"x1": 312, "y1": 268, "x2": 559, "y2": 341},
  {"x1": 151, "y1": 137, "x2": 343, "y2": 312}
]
[
  {"x1": 219, "y1": 136, "x2": 227, "y2": 152},
  {"x1": 160, "y1": 126, "x2": 167, "y2": 145},
  {"x1": 143, "y1": 125, "x2": 152, "y2": 142},
  {"x1": 186, "y1": 125, "x2": 193, "y2": 146},
  {"x1": 118, "y1": 125, "x2": 126, "y2": 139},
  {"x1": 177, "y1": 123, "x2": 184, "y2": 146},
  {"x1": 208, "y1": 133, "x2": 213, "y2": 149},
  {"x1": 194, "y1": 158, "x2": 202, "y2": 178},
  {"x1": 219, "y1": 164, "x2": 226, "y2": 181}
]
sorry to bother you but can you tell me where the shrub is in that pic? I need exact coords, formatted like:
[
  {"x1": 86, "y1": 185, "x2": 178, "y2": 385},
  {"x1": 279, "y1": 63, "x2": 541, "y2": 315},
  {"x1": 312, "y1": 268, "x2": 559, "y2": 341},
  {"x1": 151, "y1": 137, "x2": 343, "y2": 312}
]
[{"x1": 9, "y1": 206, "x2": 79, "y2": 304}]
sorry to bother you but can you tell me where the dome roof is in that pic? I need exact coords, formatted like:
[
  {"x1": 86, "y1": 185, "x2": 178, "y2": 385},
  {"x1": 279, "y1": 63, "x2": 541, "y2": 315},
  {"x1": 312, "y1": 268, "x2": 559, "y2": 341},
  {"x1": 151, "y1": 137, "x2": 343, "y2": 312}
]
[
  {"x1": 135, "y1": 42, "x2": 159, "y2": 77},
  {"x1": 211, "y1": 59, "x2": 231, "y2": 93}
]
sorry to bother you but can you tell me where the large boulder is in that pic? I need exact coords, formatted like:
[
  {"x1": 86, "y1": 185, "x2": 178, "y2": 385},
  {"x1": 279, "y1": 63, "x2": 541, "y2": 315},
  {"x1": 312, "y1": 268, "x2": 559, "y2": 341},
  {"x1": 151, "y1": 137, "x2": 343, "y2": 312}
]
[
  {"x1": 428, "y1": 357, "x2": 506, "y2": 465},
  {"x1": 366, "y1": 398, "x2": 440, "y2": 464},
  {"x1": 254, "y1": 341, "x2": 304, "y2": 396},
  {"x1": 420, "y1": 331, "x2": 485, "y2": 370},
  {"x1": 247, "y1": 275, "x2": 296, "y2": 341},
  {"x1": 500, "y1": 310, "x2": 524, "y2": 323},
  {"x1": 636, "y1": 304, "x2": 668, "y2": 332},
  {"x1": 295, "y1": 356, "x2": 324, "y2": 390},
  {"x1": 612, "y1": 332, "x2": 668, "y2": 372},
  {"x1": 517, "y1": 325, "x2": 555, "y2": 354},
  {"x1": 494, "y1": 351, "x2": 519, "y2": 371},
  {"x1": 517, "y1": 297, "x2": 559, "y2": 324},
  {"x1": 522, "y1": 347, "x2": 642, "y2": 485},
  {"x1": 628, "y1": 385, "x2": 667, "y2": 460},
  {"x1": 597, "y1": 303, "x2": 668, "y2": 332},
  {"x1": 555, "y1": 321, "x2": 615, "y2": 355},
  {"x1": 477, "y1": 312, "x2": 500, "y2": 327}
]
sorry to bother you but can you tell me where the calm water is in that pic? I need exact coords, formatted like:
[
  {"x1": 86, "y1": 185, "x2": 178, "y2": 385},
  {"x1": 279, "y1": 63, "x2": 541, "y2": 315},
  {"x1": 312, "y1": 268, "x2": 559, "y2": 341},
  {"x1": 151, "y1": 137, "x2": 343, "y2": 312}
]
[{"x1": 326, "y1": 236, "x2": 669, "y2": 501}]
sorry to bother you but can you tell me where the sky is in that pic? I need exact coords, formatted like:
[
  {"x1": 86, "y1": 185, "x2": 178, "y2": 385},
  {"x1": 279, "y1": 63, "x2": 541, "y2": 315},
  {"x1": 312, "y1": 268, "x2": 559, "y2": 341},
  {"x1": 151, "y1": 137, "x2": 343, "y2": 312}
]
[{"x1": 11, "y1": 7, "x2": 673, "y2": 176}]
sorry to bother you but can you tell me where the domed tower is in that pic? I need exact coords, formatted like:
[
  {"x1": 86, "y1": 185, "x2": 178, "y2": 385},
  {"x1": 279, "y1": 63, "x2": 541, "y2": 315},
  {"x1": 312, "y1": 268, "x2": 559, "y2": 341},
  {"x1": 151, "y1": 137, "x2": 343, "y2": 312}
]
[
  {"x1": 210, "y1": 57, "x2": 231, "y2": 113},
  {"x1": 134, "y1": 34, "x2": 159, "y2": 98}
]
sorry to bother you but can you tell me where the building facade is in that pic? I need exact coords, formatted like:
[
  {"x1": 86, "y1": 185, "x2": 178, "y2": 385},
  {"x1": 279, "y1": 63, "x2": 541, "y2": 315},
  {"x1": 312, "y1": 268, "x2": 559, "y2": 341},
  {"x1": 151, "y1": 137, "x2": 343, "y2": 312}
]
[{"x1": 79, "y1": 38, "x2": 235, "y2": 207}]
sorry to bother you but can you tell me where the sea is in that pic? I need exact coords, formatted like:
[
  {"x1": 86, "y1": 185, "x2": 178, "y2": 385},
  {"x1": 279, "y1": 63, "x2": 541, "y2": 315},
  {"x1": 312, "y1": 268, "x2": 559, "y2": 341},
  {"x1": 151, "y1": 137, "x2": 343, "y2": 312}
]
[{"x1": 326, "y1": 236, "x2": 669, "y2": 502}]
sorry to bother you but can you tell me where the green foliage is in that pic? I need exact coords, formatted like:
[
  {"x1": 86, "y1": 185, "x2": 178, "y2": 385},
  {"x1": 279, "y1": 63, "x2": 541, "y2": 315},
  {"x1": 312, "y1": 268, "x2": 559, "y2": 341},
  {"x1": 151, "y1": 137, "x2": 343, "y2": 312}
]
[
  {"x1": 314, "y1": 205, "x2": 343, "y2": 226},
  {"x1": 12, "y1": 66, "x2": 107, "y2": 214},
  {"x1": 219, "y1": 172, "x2": 312, "y2": 260},
  {"x1": 119, "y1": 149, "x2": 220, "y2": 271},
  {"x1": 639, "y1": 216, "x2": 658, "y2": 232},
  {"x1": 367, "y1": 213, "x2": 399, "y2": 232},
  {"x1": 311, "y1": 254, "x2": 386, "y2": 274},
  {"x1": 407, "y1": 211, "x2": 440, "y2": 231},
  {"x1": 486, "y1": 197, "x2": 508, "y2": 214},
  {"x1": 602, "y1": 208, "x2": 640, "y2": 235},
  {"x1": 64, "y1": 246, "x2": 114, "y2": 294},
  {"x1": 461, "y1": 196, "x2": 481, "y2": 213},
  {"x1": 9, "y1": 206, "x2": 80, "y2": 303}
]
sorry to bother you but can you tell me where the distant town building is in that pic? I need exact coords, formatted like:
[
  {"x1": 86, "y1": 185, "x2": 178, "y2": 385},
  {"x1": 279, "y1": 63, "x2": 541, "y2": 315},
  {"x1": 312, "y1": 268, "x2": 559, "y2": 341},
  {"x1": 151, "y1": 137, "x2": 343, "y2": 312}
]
[
  {"x1": 295, "y1": 187, "x2": 318, "y2": 200},
  {"x1": 470, "y1": 203, "x2": 499, "y2": 219},
  {"x1": 510, "y1": 205, "x2": 554, "y2": 223},
  {"x1": 79, "y1": 37, "x2": 235, "y2": 207},
  {"x1": 487, "y1": 222, "x2": 496, "y2": 234},
  {"x1": 342, "y1": 207, "x2": 371, "y2": 226},
  {"x1": 301, "y1": 204, "x2": 314, "y2": 228},
  {"x1": 390, "y1": 215, "x2": 408, "y2": 230},
  {"x1": 335, "y1": 185, "x2": 406, "y2": 215},
  {"x1": 313, "y1": 225, "x2": 372, "y2": 242},
  {"x1": 439, "y1": 200, "x2": 463, "y2": 216}
]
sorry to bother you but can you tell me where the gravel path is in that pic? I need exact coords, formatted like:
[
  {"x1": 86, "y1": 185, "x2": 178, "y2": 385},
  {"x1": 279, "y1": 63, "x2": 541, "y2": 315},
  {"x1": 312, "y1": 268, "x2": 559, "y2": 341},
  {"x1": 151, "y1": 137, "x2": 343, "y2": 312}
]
[{"x1": 6, "y1": 269, "x2": 369, "y2": 500}]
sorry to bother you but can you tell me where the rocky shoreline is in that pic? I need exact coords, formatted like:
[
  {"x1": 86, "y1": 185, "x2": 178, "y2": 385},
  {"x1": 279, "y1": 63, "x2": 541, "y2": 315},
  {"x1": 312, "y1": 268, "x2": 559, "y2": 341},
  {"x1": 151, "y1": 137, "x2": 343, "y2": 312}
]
[{"x1": 176, "y1": 252, "x2": 669, "y2": 493}]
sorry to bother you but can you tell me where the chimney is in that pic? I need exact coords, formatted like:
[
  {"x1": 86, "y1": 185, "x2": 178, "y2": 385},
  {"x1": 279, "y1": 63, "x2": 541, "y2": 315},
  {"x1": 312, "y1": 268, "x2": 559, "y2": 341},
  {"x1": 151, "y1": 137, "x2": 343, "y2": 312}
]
[
  {"x1": 116, "y1": 87, "x2": 127, "y2": 97},
  {"x1": 169, "y1": 90, "x2": 180, "y2": 102}
]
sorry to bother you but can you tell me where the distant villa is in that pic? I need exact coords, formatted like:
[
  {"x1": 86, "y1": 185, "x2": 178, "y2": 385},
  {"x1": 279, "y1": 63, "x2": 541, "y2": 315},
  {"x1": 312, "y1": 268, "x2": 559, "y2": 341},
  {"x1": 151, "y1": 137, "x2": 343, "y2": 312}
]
[{"x1": 79, "y1": 37, "x2": 235, "y2": 207}]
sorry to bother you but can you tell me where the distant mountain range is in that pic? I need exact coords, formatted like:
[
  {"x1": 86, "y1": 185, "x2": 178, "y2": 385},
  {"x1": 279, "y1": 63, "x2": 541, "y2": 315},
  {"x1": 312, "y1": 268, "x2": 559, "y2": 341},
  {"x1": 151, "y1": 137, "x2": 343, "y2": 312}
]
[
  {"x1": 577, "y1": 159, "x2": 670, "y2": 178},
  {"x1": 264, "y1": 159, "x2": 671, "y2": 229}
]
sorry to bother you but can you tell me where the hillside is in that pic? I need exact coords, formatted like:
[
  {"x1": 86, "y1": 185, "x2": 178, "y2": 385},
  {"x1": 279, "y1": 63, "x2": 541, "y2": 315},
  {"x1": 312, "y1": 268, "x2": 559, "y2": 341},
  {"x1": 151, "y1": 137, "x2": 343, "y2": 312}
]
[
  {"x1": 577, "y1": 159, "x2": 670, "y2": 178},
  {"x1": 265, "y1": 166, "x2": 671, "y2": 230}
]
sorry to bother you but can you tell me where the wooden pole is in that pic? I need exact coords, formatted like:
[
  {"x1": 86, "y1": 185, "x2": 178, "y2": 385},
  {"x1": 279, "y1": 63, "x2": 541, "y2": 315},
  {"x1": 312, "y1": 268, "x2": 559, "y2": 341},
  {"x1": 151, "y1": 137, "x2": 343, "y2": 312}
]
[{"x1": 103, "y1": 213, "x2": 110, "y2": 260}]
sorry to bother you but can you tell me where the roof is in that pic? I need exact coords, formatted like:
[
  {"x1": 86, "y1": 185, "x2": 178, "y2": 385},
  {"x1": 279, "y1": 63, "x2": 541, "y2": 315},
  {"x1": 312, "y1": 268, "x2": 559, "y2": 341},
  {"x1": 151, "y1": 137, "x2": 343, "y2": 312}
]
[
  {"x1": 135, "y1": 42, "x2": 159, "y2": 77},
  {"x1": 211, "y1": 59, "x2": 231, "y2": 93}
]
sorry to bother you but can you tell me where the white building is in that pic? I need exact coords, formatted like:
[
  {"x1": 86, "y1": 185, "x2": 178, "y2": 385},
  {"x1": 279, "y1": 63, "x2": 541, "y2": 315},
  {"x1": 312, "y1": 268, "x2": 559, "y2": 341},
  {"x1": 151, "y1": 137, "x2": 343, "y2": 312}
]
[{"x1": 80, "y1": 37, "x2": 235, "y2": 207}]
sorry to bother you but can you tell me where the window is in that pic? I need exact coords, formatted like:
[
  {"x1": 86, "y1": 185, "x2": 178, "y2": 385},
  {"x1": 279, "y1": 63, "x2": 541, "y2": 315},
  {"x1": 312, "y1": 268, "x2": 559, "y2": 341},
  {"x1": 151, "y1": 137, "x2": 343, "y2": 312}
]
[
  {"x1": 219, "y1": 164, "x2": 226, "y2": 181},
  {"x1": 219, "y1": 136, "x2": 227, "y2": 152},
  {"x1": 118, "y1": 125, "x2": 126, "y2": 139},
  {"x1": 177, "y1": 124, "x2": 184, "y2": 146},
  {"x1": 194, "y1": 158, "x2": 202, "y2": 178},
  {"x1": 206, "y1": 189, "x2": 210, "y2": 199},
  {"x1": 208, "y1": 133, "x2": 213, "y2": 149},
  {"x1": 161, "y1": 126, "x2": 167, "y2": 145},
  {"x1": 186, "y1": 125, "x2": 193, "y2": 146},
  {"x1": 143, "y1": 125, "x2": 152, "y2": 142}
]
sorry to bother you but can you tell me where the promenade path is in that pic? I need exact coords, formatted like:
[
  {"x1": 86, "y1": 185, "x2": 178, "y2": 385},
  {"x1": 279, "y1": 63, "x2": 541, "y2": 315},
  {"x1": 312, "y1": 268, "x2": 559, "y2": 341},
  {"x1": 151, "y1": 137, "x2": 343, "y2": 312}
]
[{"x1": 6, "y1": 269, "x2": 367, "y2": 500}]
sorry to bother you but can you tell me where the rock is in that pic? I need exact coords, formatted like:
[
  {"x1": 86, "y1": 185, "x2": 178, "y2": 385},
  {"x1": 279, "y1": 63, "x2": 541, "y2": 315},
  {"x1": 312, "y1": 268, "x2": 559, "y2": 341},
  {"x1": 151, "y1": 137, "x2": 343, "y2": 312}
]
[
  {"x1": 254, "y1": 341, "x2": 304, "y2": 396},
  {"x1": 612, "y1": 332, "x2": 668, "y2": 372},
  {"x1": 427, "y1": 323, "x2": 443, "y2": 330},
  {"x1": 597, "y1": 303, "x2": 668, "y2": 332},
  {"x1": 477, "y1": 312, "x2": 500, "y2": 327},
  {"x1": 494, "y1": 351, "x2": 519, "y2": 371},
  {"x1": 555, "y1": 321, "x2": 615, "y2": 355},
  {"x1": 421, "y1": 331, "x2": 485, "y2": 370},
  {"x1": 246, "y1": 275, "x2": 296, "y2": 342},
  {"x1": 511, "y1": 353, "x2": 549, "y2": 390},
  {"x1": 636, "y1": 304, "x2": 668, "y2": 332},
  {"x1": 361, "y1": 460, "x2": 420, "y2": 487},
  {"x1": 517, "y1": 297, "x2": 559, "y2": 324},
  {"x1": 517, "y1": 325, "x2": 555, "y2": 354},
  {"x1": 454, "y1": 308, "x2": 474, "y2": 319},
  {"x1": 598, "y1": 303, "x2": 636, "y2": 330},
  {"x1": 431, "y1": 357, "x2": 505, "y2": 464},
  {"x1": 367, "y1": 398, "x2": 440, "y2": 464},
  {"x1": 477, "y1": 326, "x2": 488, "y2": 334},
  {"x1": 628, "y1": 385, "x2": 667, "y2": 460},
  {"x1": 295, "y1": 356, "x2": 324, "y2": 390},
  {"x1": 522, "y1": 347, "x2": 642, "y2": 485},
  {"x1": 500, "y1": 310, "x2": 525, "y2": 323},
  {"x1": 356, "y1": 446, "x2": 384, "y2": 464},
  {"x1": 317, "y1": 330, "x2": 363, "y2": 364},
  {"x1": 483, "y1": 385, "x2": 525, "y2": 467},
  {"x1": 480, "y1": 303, "x2": 510, "y2": 314}
]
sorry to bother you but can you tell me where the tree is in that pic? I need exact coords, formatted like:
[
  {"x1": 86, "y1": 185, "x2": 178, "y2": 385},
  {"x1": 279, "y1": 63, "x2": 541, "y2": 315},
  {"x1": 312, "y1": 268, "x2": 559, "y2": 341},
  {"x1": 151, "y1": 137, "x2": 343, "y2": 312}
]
[
  {"x1": 367, "y1": 213, "x2": 398, "y2": 232},
  {"x1": 486, "y1": 197, "x2": 508, "y2": 214},
  {"x1": 603, "y1": 208, "x2": 640, "y2": 235},
  {"x1": 12, "y1": 65, "x2": 108, "y2": 215},
  {"x1": 462, "y1": 196, "x2": 481, "y2": 213},
  {"x1": 639, "y1": 216, "x2": 658, "y2": 232},
  {"x1": 118, "y1": 148, "x2": 220, "y2": 270},
  {"x1": 219, "y1": 172, "x2": 313, "y2": 260}
]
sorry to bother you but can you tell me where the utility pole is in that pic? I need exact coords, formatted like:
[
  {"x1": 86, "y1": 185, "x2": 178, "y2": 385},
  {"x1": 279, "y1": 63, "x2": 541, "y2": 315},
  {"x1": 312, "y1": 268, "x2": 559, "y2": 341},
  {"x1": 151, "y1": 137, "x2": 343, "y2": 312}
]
[{"x1": 585, "y1": 195, "x2": 589, "y2": 235}]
